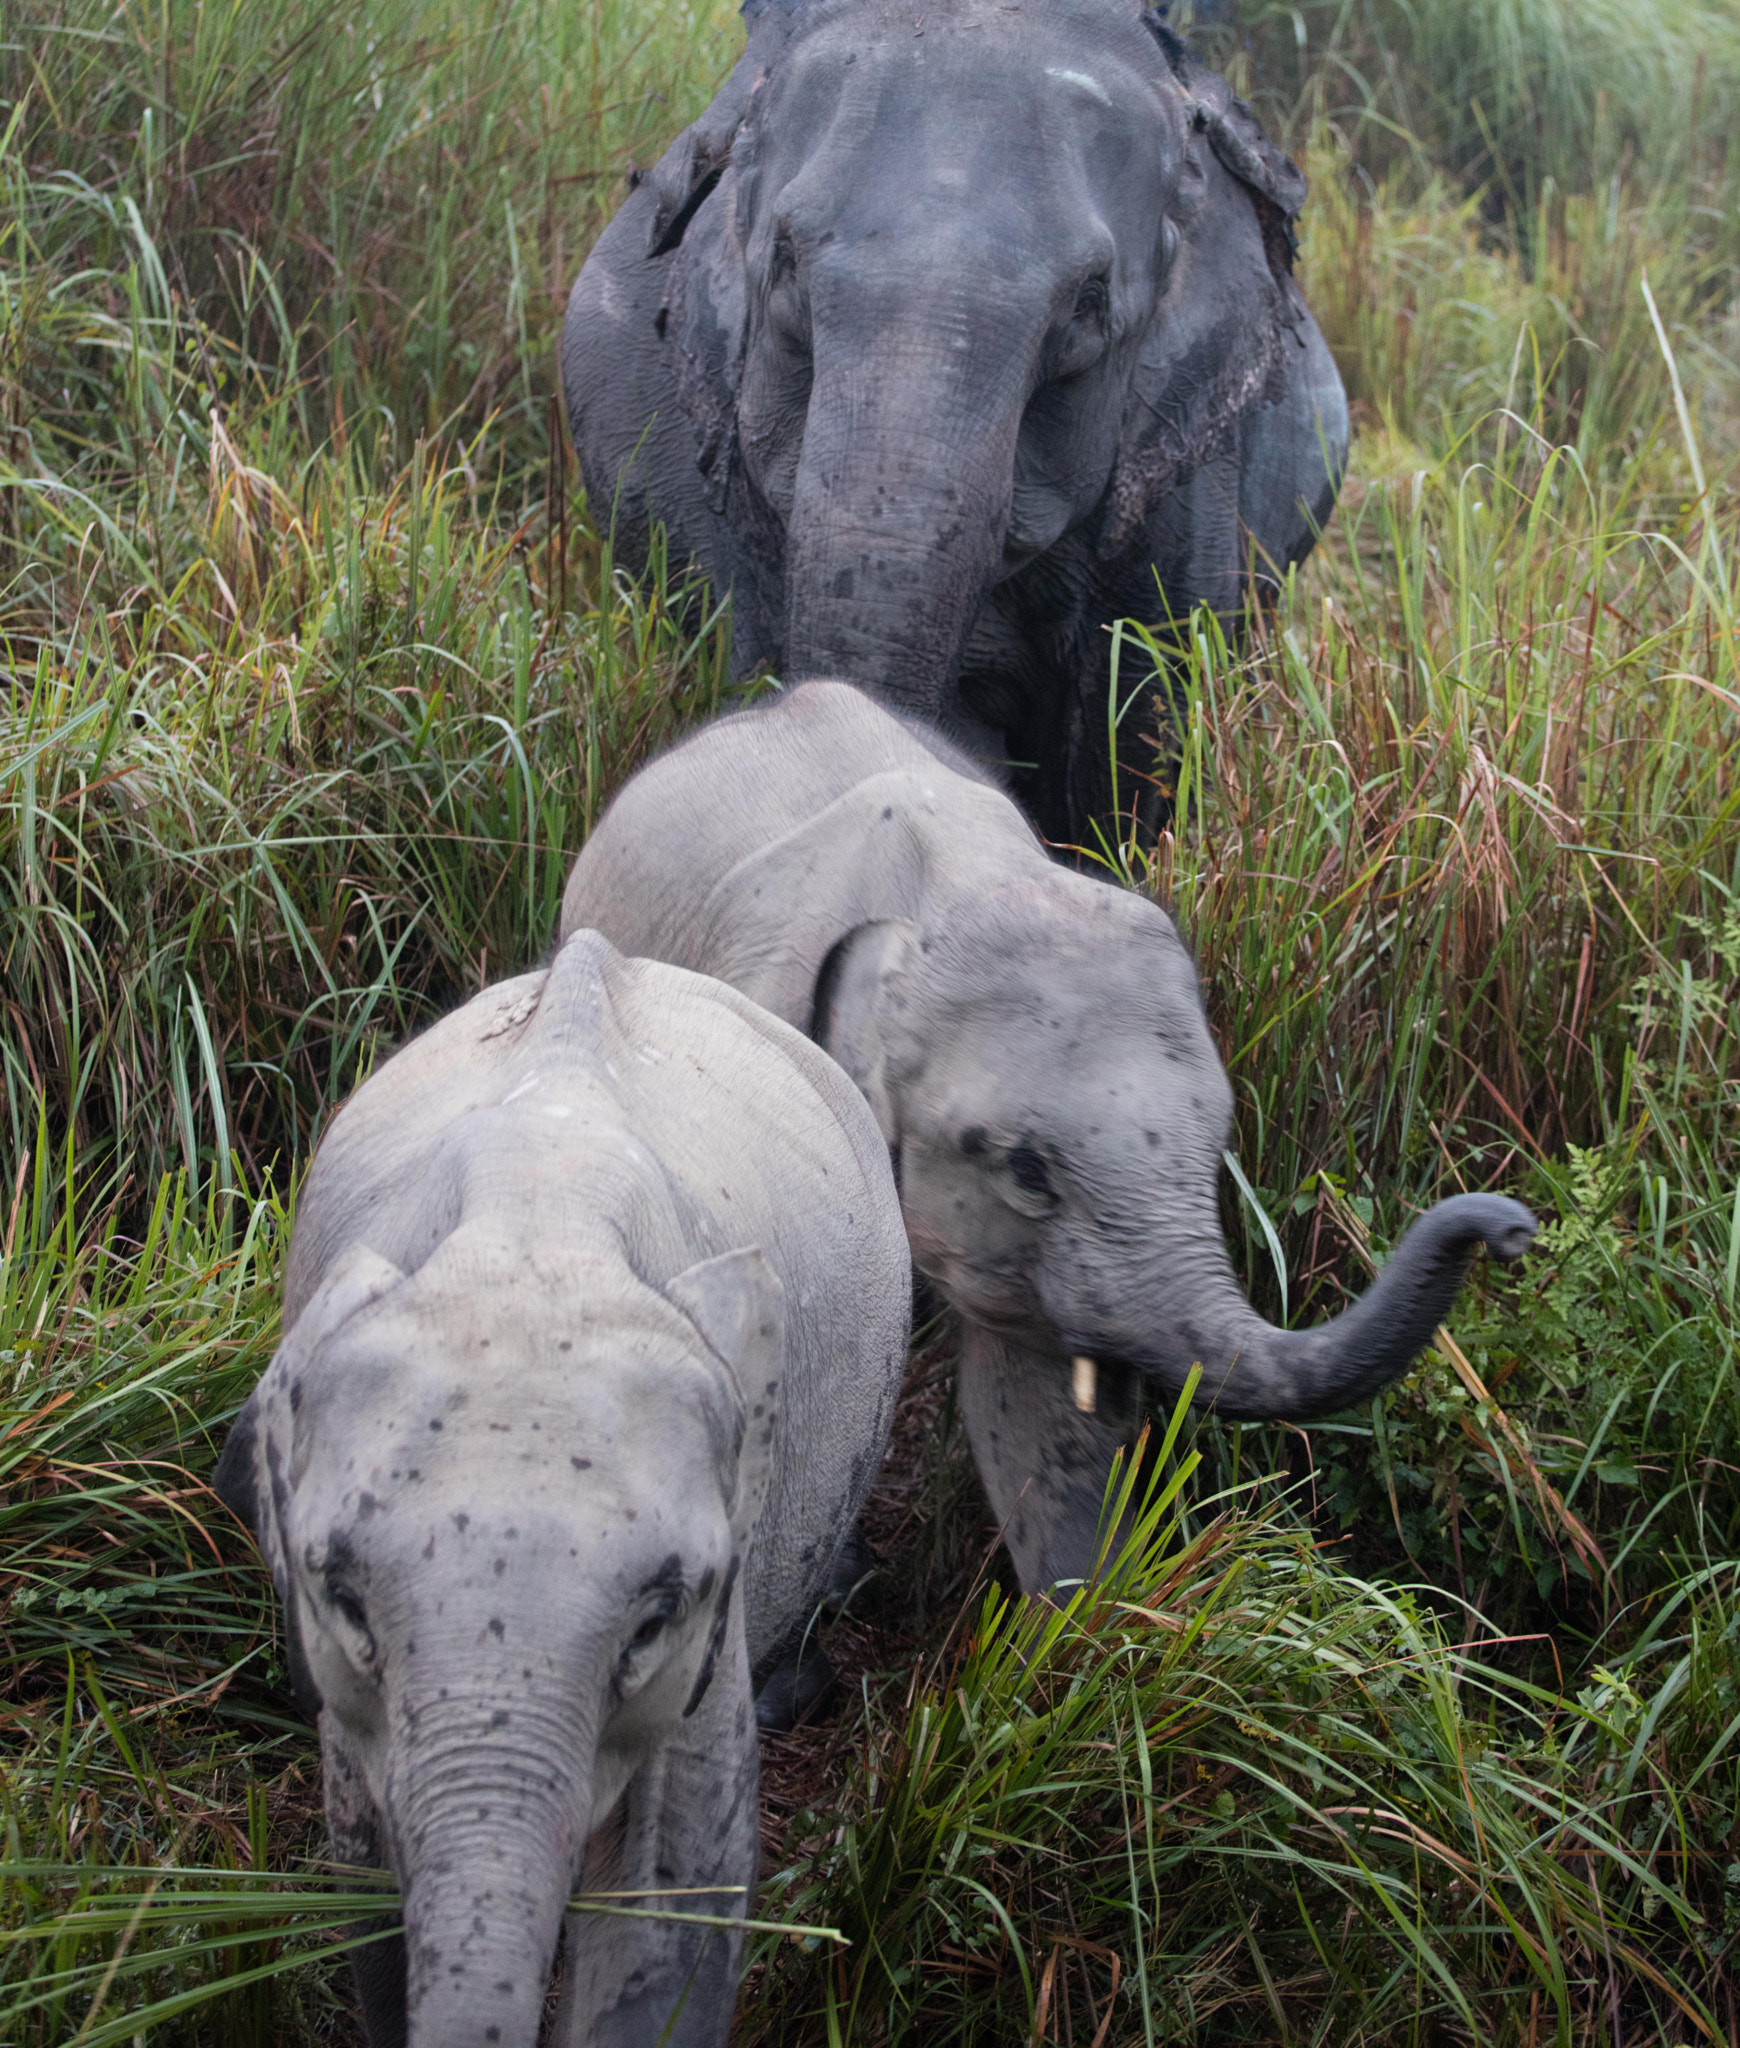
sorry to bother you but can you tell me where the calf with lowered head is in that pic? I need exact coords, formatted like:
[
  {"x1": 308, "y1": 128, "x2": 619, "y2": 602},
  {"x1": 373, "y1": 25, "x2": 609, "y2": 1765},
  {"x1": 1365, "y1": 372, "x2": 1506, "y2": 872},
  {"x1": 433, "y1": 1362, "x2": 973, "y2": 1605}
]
[{"x1": 215, "y1": 928, "x2": 909, "y2": 2048}]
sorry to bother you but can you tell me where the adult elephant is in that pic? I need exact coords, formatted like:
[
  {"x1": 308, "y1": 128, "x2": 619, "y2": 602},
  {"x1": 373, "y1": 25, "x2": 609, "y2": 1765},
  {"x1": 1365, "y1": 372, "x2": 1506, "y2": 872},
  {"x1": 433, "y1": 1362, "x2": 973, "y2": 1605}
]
[{"x1": 563, "y1": 0, "x2": 1347, "y2": 841}]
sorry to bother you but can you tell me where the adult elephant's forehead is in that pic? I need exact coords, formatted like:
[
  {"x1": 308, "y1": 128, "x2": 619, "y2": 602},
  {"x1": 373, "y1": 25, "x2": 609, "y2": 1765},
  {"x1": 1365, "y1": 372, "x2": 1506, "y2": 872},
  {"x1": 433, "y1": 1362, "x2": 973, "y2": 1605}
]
[
  {"x1": 760, "y1": 0, "x2": 1177, "y2": 197},
  {"x1": 763, "y1": 0, "x2": 1173, "y2": 72}
]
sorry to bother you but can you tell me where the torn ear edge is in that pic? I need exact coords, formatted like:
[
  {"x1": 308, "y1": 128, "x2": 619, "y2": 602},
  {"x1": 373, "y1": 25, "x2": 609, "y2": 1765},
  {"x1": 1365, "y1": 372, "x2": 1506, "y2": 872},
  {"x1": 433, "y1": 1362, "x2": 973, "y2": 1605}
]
[
  {"x1": 648, "y1": 130, "x2": 731, "y2": 259},
  {"x1": 644, "y1": 47, "x2": 768, "y2": 259},
  {"x1": 1202, "y1": 94, "x2": 1306, "y2": 277},
  {"x1": 1141, "y1": 12, "x2": 1306, "y2": 276}
]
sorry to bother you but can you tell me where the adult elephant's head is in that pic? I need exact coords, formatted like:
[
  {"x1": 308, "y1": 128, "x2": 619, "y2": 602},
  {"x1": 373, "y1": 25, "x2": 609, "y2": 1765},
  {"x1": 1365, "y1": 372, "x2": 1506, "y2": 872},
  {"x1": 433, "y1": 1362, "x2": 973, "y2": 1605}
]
[
  {"x1": 813, "y1": 877, "x2": 1534, "y2": 1418},
  {"x1": 650, "y1": 0, "x2": 1323, "y2": 727}
]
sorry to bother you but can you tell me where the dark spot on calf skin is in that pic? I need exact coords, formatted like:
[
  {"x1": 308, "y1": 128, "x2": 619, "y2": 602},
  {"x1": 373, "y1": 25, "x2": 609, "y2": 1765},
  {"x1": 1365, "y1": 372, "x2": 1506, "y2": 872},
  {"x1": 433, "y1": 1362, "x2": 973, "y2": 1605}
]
[
  {"x1": 494, "y1": 1558, "x2": 507, "y2": 1576},
  {"x1": 453, "y1": 1512, "x2": 470, "y2": 1532},
  {"x1": 558, "y1": 1339, "x2": 572, "y2": 1352},
  {"x1": 357, "y1": 1492, "x2": 378, "y2": 1517},
  {"x1": 490, "y1": 1709, "x2": 511, "y2": 1728},
  {"x1": 488, "y1": 1618, "x2": 505, "y2": 1638},
  {"x1": 289, "y1": 1380, "x2": 302, "y2": 1413},
  {"x1": 429, "y1": 1418, "x2": 443, "y2": 1431},
  {"x1": 961, "y1": 1125, "x2": 987, "y2": 1156},
  {"x1": 571, "y1": 1456, "x2": 592, "y2": 1471}
]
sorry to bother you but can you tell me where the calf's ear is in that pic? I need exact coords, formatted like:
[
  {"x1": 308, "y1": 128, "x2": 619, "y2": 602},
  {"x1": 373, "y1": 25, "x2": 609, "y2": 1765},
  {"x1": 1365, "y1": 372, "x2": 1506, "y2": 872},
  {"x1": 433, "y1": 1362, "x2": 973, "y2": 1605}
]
[
  {"x1": 810, "y1": 920, "x2": 919, "y2": 1150},
  {"x1": 213, "y1": 1245, "x2": 407, "y2": 1714},
  {"x1": 667, "y1": 1247, "x2": 785, "y2": 1549}
]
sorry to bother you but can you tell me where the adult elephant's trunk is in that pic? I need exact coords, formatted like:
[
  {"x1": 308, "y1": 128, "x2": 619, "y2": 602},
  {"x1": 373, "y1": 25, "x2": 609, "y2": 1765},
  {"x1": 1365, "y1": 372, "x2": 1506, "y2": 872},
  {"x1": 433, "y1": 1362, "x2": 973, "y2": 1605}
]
[
  {"x1": 1067, "y1": 1194, "x2": 1536, "y2": 1422},
  {"x1": 783, "y1": 316, "x2": 1026, "y2": 727},
  {"x1": 393, "y1": 1708, "x2": 587, "y2": 2048}
]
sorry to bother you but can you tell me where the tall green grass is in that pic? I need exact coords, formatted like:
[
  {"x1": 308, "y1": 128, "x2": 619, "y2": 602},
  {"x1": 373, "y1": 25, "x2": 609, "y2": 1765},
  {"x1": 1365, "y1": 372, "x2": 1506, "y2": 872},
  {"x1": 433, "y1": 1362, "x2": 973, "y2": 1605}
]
[
  {"x1": 748, "y1": 1435, "x2": 1728, "y2": 2045},
  {"x1": 1198, "y1": 0, "x2": 1740, "y2": 230}
]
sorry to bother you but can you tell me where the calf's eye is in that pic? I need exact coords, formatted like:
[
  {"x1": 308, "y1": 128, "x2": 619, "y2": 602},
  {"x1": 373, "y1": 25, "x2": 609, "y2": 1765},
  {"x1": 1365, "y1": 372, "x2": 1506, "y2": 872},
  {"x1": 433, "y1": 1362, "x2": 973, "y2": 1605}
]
[
  {"x1": 629, "y1": 1612, "x2": 668, "y2": 1652},
  {"x1": 1008, "y1": 1145, "x2": 1054, "y2": 1197},
  {"x1": 329, "y1": 1586, "x2": 368, "y2": 1632}
]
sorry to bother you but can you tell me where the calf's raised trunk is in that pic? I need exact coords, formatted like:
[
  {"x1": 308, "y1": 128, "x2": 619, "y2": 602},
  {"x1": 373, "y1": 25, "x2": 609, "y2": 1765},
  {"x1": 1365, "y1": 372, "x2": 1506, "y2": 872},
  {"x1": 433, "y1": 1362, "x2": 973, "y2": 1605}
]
[{"x1": 1063, "y1": 1193, "x2": 1536, "y2": 1422}]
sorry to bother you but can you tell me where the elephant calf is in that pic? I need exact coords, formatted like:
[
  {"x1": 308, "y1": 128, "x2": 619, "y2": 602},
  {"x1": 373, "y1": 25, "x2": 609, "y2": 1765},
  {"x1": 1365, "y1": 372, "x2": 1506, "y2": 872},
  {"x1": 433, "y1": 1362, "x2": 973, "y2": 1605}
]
[
  {"x1": 215, "y1": 929, "x2": 909, "y2": 2048},
  {"x1": 560, "y1": 682, "x2": 1535, "y2": 1592}
]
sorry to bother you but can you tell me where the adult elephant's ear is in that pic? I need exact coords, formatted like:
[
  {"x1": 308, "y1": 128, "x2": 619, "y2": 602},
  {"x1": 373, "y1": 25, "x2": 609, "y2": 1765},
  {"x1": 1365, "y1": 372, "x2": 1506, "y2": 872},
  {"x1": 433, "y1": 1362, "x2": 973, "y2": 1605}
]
[
  {"x1": 1193, "y1": 76, "x2": 1305, "y2": 282},
  {"x1": 1140, "y1": 14, "x2": 1304, "y2": 280},
  {"x1": 668, "y1": 1247, "x2": 786, "y2": 1549},
  {"x1": 1098, "y1": 51, "x2": 1300, "y2": 564},
  {"x1": 645, "y1": 92, "x2": 752, "y2": 259},
  {"x1": 646, "y1": 0, "x2": 816, "y2": 257}
]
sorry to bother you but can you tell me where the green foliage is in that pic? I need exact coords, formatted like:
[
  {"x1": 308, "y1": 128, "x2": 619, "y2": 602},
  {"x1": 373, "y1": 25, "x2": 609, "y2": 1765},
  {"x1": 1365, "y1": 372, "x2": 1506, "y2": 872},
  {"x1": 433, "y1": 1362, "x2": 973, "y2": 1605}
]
[
  {"x1": 4, "y1": 0, "x2": 742, "y2": 472},
  {"x1": 1195, "y1": 0, "x2": 1740, "y2": 230},
  {"x1": 749, "y1": 1461, "x2": 1722, "y2": 2045}
]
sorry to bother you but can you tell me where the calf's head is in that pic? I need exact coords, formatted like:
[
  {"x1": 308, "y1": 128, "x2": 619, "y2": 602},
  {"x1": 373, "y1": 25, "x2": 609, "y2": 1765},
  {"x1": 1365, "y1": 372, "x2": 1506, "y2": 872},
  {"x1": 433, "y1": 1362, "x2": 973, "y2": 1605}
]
[
  {"x1": 816, "y1": 878, "x2": 1534, "y2": 1420},
  {"x1": 216, "y1": 1239, "x2": 782, "y2": 2048}
]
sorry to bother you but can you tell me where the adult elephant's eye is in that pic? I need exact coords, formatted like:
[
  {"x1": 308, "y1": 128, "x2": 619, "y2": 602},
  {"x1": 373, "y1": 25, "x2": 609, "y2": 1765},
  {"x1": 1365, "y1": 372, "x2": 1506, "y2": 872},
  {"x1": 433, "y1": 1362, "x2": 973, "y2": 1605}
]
[
  {"x1": 1008, "y1": 1144, "x2": 1054, "y2": 1197},
  {"x1": 1072, "y1": 276, "x2": 1109, "y2": 325}
]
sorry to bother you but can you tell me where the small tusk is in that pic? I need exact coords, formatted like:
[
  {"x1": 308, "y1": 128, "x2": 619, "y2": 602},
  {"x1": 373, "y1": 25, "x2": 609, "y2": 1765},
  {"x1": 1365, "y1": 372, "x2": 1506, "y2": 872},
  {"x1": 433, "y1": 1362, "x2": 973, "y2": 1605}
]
[{"x1": 1071, "y1": 1355, "x2": 1098, "y2": 1415}]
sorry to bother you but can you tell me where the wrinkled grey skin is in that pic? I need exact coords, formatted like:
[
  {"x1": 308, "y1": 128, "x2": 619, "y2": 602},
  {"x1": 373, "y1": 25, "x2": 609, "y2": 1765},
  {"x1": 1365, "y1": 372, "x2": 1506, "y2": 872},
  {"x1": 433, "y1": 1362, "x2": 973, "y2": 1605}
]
[
  {"x1": 214, "y1": 931, "x2": 908, "y2": 2048},
  {"x1": 560, "y1": 684, "x2": 1535, "y2": 1592},
  {"x1": 562, "y1": 0, "x2": 1347, "y2": 842}
]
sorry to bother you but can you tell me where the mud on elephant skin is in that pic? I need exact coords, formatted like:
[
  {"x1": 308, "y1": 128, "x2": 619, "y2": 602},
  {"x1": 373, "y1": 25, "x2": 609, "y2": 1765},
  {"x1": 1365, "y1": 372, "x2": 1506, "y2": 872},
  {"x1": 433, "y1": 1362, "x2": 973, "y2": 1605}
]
[
  {"x1": 562, "y1": 0, "x2": 1348, "y2": 844},
  {"x1": 214, "y1": 931, "x2": 909, "y2": 2048},
  {"x1": 560, "y1": 682, "x2": 1536, "y2": 1595}
]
